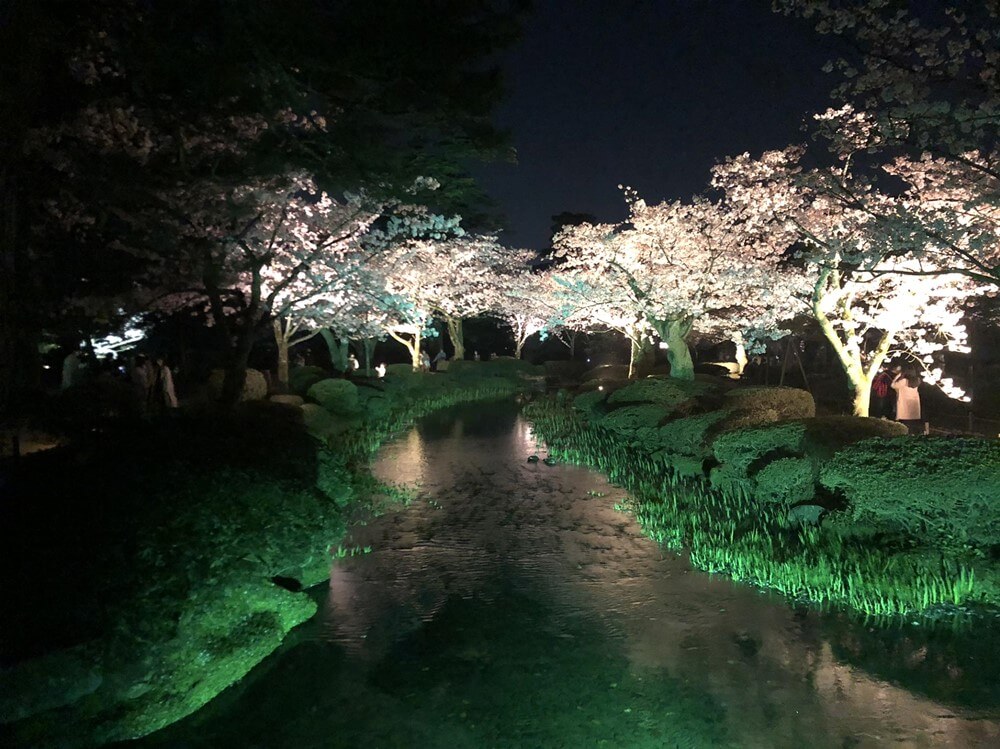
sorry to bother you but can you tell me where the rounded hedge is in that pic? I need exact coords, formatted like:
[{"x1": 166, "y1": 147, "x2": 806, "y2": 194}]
[
  {"x1": 753, "y1": 457, "x2": 816, "y2": 506},
  {"x1": 723, "y1": 386, "x2": 815, "y2": 420},
  {"x1": 820, "y1": 436, "x2": 1000, "y2": 549},
  {"x1": 607, "y1": 377, "x2": 711, "y2": 416},
  {"x1": 599, "y1": 404, "x2": 670, "y2": 436},
  {"x1": 288, "y1": 365, "x2": 327, "y2": 396},
  {"x1": 307, "y1": 378, "x2": 359, "y2": 416}
]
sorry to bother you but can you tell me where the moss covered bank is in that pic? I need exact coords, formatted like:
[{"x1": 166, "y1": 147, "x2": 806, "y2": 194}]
[
  {"x1": 525, "y1": 378, "x2": 1000, "y2": 619},
  {"x1": 0, "y1": 361, "x2": 540, "y2": 748}
]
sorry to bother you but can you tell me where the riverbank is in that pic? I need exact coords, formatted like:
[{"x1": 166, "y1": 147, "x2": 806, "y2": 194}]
[
  {"x1": 524, "y1": 382, "x2": 1000, "y2": 620},
  {"x1": 0, "y1": 362, "x2": 539, "y2": 748}
]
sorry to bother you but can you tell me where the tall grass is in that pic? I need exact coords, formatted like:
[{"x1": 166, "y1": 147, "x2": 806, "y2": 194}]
[{"x1": 524, "y1": 398, "x2": 985, "y2": 619}]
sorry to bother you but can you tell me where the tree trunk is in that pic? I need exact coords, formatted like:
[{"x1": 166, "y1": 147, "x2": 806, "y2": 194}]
[
  {"x1": 734, "y1": 337, "x2": 748, "y2": 375},
  {"x1": 359, "y1": 337, "x2": 377, "y2": 375},
  {"x1": 628, "y1": 336, "x2": 654, "y2": 379},
  {"x1": 220, "y1": 326, "x2": 255, "y2": 405},
  {"x1": 445, "y1": 316, "x2": 465, "y2": 360},
  {"x1": 650, "y1": 318, "x2": 694, "y2": 380},
  {"x1": 319, "y1": 329, "x2": 350, "y2": 372},
  {"x1": 515, "y1": 336, "x2": 525, "y2": 359},
  {"x1": 273, "y1": 319, "x2": 290, "y2": 387},
  {"x1": 386, "y1": 327, "x2": 421, "y2": 370}
]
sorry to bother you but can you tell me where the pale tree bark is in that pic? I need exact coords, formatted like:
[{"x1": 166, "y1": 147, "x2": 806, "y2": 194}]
[
  {"x1": 627, "y1": 336, "x2": 655, "y2": 379},
  {"x1": 811, "y1": 267, "x2": 896, "y2": 417},
  {"x1": 733, "y1": 334, "x2": 748, "y2": 375},
  {"x1": 649, "y1": 317, "x2": 695, "y2": 381},
  {"x1": 386, "y1": 325, "x2": 422, "y2": 370},
  {"x1": 319, "y1": 329, "x2": 351, "y2": 372},
  {"x1": 444, "y1": 315, "x2": 465, "y2": 360}
]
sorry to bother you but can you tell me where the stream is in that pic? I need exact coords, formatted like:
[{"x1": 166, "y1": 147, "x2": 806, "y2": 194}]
[{"x1": 131, "y1": 401, "x2": 1000, "y2": 748}]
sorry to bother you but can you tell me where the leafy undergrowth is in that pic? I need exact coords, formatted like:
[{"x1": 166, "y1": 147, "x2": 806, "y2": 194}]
[
  {"x1": 0, "y1": 370, "x2": 531, "y2": 748},
  {"x1": 524, "y1": 398, "x2": 999, "y2": 621}
]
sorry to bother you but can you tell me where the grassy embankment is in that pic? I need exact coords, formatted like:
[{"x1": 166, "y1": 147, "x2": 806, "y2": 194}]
[
  {"x1": 524, "y1": 378, "x2": 1000, "y2": 620},
  {"x1": 0, "y1": 360, "x2": 539, "y2": 748}
]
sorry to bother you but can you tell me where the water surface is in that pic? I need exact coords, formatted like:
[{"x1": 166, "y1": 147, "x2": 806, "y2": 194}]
[{"x1": 134, "y1": 402, "x2": 1000, "y2": 748}]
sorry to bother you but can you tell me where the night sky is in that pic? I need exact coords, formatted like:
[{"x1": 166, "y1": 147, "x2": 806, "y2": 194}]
[{"x1": 478, "y1": 0, "x2": 845, "y2": 249}]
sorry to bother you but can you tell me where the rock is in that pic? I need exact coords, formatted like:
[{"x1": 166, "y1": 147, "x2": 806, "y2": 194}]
[
  {"x1": 542, "y1": 457, "x2": 557, "y2": 466},
  {"x1": 527, "y1": 455, "x2": 539, "y2": 463},
  {"x1": 207, "y1": 369, "x2": 268, "y2": 402},
  {"x1": 269, "y1": 394, "x2": 304, "y2": 407}
]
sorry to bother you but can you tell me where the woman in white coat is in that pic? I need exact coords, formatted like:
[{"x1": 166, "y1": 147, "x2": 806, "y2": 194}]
[{"x1": 891, "y1": 364, "x2": 922, "y2": 434}]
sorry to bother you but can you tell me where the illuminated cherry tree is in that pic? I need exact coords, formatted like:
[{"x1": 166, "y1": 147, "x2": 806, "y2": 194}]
[
  {"x1": 498, "y1": 267, "x2": 558, "y2": 359},
  {"x1": 775, "y1": 1, "x2": 1000, "y2": 288},
  {"x1": 553, "y1": 189, "x2": 806, "y2": 380},
  {"x1": 714, "y1": 148, "x2": 979, "y2": 416},
  {"x1": 546, "y1": 255, "x2": 652, "y2": 377}
]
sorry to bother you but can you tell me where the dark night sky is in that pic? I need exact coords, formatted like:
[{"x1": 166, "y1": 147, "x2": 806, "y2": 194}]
[{"x1": 476, "y1": 0, "x2": 845, "y2": 249}]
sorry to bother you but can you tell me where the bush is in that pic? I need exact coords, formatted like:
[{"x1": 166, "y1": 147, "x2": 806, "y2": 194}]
[
  {"x1": 207, "y1": 369, "x2": 267, "y2": 402},
  {"x1": 711, "y1": 416, "x2": 908, "y2": 507},
  {"x1": 753, "y1": 457, "x2": 815, "y2": 506},
  {"x1": 572, "y1": 390, "x2": 607, "y2": 419},
  {"x1": 385, "y1": 362, "x2": 418, "y2": 377},
  {"x1": 724, "y1": 386, "x2": 815, "y2": 421},
  {"x1": 656, "y1": 411, "x2": 730, "y2": 457},
  {"x1": 581, "y1": 364, "x2": 629, "y2": 382},
  {"x1": 607, "y1": 377, "x2": 712, "y2": 417},
  {"x1": 820, "y1": 436, "x2": 1000, "y2": 549},
  {"x1": 307, "y1": 378, "x2": 359, "y2": 416},
  {"x1": 599, "y1": 404, "x2": 670, "y2": 437},
  {"x1": 289, "y1": 365, "x2": 327, "y2": 396},
  {"x1": 300, "y1": 403, "x2": 334, "y2": 438}
]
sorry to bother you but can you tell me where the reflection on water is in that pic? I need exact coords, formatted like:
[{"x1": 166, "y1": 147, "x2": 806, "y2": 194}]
[{"x1": 133, "y1": 402, "x2": 1000, "y2": 749}]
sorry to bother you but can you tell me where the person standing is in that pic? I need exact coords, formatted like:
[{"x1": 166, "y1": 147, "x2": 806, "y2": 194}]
[
  {"x1": 870, "y1": 365, "x2": 894, "y2": 419},
  {"x1": 892, "y1": 364, "x2": 922, "y2": 434},
  {"x1": 148, "y1": 355, "x2": 178, "y2": 416},
  {"x1": 431, "y1": 349, "x2": 446, "y2": 372}
]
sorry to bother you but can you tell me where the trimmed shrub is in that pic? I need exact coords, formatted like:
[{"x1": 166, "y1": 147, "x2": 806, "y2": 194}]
[
  {"x1": 656, "y1": 411, "x2": 730, "y2": 457},
  {"x1": 288, "y1": 365, "x2": 327, "y2": 396},
  {"x1": 712, "y1": 421, "x2": 804, "y2": 477},
  {"x1": 754, "y1": 457, "x2": 815, "y2": 506},
  {"x1": 711, "y1": 416, "x2": 908, "y2": 507},
  {"x1": 820, "y1": 436, "x2": 1000, "y2": 549},
  {"x1": 724, "y1": 386, "x2": 815, "y2": 420},
  {"x1": 607, "y1": 377, "x2": 712, "y2": 416},
  {"x1": 385, "y1": 363, "x2": 418, "y2": 377},
  {"x1": 307, "y1": 378, "x2": 359, "y2": 416},
  {"x1": 599, "y1": 404, "x2": 669, "y2": 436},
  {"x1": 207, "y1": 369, "x2": 268, "y2": 402},
  {"x1": 444, "y1": 359, "x2": 477, "y2": 375},
  {"x1": 572, "y1": 390, "x2": 607, "y2": 419}
]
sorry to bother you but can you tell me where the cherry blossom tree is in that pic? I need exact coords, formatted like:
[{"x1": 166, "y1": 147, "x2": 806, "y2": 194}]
[
  {"x1": 553, "y1": 189, "x2": 807, "y2": 380},
  {"x1": 713, "y1": 148, "x2": 979, "y2": 416},
  {"x1": 774, "y1": 1, "x2": 1000, "y2": 288},
  {"x1": 381, "y1": 234, "x2": 529, "y2": 360},
  {"x1": 497, "y1": 268, "x2": 560, "y2": 359}
]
